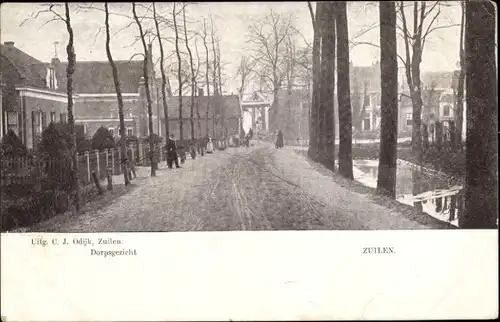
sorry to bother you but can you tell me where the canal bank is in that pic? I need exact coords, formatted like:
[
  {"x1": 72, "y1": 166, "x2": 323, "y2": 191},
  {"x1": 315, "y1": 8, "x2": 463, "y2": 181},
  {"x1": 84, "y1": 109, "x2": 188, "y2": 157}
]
[{"x1": 292, "y1": 148, "x2": 457, "y2": 229}]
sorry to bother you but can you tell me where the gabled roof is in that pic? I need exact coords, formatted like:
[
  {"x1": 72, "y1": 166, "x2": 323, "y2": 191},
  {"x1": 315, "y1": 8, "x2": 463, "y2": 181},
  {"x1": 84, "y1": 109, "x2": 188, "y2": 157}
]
[
  {"x1": 55, "y1": 60, "x2": 145, "y2": 94},
  {"x1": 0, "y1": 43, "x2": 48, "y2": 89},
  {"x1": 166, "y1": 95, "x2": 241, "y2": 119}
]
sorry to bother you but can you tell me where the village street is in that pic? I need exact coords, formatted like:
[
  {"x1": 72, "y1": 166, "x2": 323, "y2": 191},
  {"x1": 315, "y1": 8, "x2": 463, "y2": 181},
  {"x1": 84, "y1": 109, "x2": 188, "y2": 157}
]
[{"x1": 34, "y1": 141, "x2": 430, "y2": 232}]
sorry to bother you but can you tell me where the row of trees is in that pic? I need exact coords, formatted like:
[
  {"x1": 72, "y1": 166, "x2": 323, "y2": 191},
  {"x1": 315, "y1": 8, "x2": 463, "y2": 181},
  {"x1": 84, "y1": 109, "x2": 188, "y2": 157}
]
[
  {"x1": 307, "y1": 1, "x2": 497, "y2": 229},
  {"x1": 307, "y1": 1, "x2": 353, "y2": 178},
  {"x1": 29, "y1": 2, "x2": 229, "y2": 213}
]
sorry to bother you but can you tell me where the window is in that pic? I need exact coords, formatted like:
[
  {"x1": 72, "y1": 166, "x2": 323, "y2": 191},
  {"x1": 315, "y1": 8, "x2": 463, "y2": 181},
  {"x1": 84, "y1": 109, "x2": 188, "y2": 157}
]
[
  {"x1": 6, "y1": 111, "x2": 18, "y2": 134},
  {"x1": 443, "y1": 105, "x2": 451, "y2": 117},
  {"x1": 363, "y1": 118, "x2": 371, "y2": 131},
  {"x1": 406, "y1": 113, "x2": 413, "y2": 126},
  {"x1": 46, "y1": 67, "x2": 58, "y2": 90},
  {"x1": 50, "y1": 111, "x2": 56, "y2": 123},
  {"x1": 127, "y1": 128, "x2": 133, "y2": 136},
  {"x1": 60, "y1": 113, "x2": 67, "y2": 123},
  {"x1": 108, "y1": 128, "x2": 115, "y2": 137}
]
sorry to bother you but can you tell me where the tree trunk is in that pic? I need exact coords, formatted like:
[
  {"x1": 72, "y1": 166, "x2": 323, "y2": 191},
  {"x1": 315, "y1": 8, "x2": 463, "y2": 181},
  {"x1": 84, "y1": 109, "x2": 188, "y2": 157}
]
[
  {"x1": 153, "y1": 3, "x2": 170, "y2": 141},
  {"x1": 216, "y1": 42, "x2": 224, "y2": 134},
  {"x1": 210, "y1": 19, "x2": 219, "y2": 138},
  {"x1": 173, "y1": 3, "x2": 183, "y2": 141},
  {"x1": 183, "y1": 6, "x2": 196, "y2": 141},
  {"x1": 376, "y1": 1, "x2": 398, "y2": 198},
  {"x1": 105, "y1": 2, "x2": 129, "y2": 185},
  {"x1": 455, "y1": 0, "x2": 465, "y2": 145},
  {"x1": 132, "y1": 2, "x2": 156, "y2": 177},
  {"x1": 320, "y1": 2, "x2": 335, "y2": 170},
  {"x1": 203, "y1": 20, "x2": 211, "y2": 137},
  {"x1": 64, "y1": 3, "x2": 80, "y2": 212},
  {"x1": 461, "y1": 0, "x2": 497, "y2": 229},
  {"x1": 336, "y1": 1, "x2": 353, "y2": 179}
]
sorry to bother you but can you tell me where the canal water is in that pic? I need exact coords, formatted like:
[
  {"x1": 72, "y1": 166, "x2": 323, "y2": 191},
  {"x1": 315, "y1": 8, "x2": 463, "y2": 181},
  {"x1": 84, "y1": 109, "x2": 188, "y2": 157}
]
[{"x1": 352, "y1": 159, "x2": 463, "y2": 227}]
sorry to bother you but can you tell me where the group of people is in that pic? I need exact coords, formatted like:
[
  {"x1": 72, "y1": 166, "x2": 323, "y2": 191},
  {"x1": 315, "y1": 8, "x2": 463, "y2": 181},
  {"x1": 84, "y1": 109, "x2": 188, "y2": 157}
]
[
  {"x1": 162, "y1": 128, "x2": 284, "y2": 169},
  {"x1": 165, "y1": 133, "x2": 215, "y2": 169}
]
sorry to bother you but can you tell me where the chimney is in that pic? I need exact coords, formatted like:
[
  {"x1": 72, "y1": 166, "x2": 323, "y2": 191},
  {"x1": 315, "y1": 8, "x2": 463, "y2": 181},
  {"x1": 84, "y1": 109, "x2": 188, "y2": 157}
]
[
  {"x1": 4, "y1": 41, "x2": 14, "y2": 47},
  {"x1": 198, "y1": 88, "x2": 204, "y2": 96}
]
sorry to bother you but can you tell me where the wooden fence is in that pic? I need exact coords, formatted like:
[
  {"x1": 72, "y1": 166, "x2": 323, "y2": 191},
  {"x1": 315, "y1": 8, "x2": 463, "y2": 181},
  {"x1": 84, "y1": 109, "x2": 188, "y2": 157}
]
[{"x1": 0, "y1": 143, "x2": 166, "y2": 191}]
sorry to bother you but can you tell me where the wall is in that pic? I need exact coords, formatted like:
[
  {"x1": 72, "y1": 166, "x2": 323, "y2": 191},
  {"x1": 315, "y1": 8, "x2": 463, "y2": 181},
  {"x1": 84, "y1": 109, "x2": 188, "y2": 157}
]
[
  {"x1": 23, "y1": 95, "x2": 68, "y2": 148},
  {"x1": 166, "y1": 117, "x2": 240, "y2": 140},
  {"x1": 74, "y1": 96, "x2": 160, "y2": 139}
]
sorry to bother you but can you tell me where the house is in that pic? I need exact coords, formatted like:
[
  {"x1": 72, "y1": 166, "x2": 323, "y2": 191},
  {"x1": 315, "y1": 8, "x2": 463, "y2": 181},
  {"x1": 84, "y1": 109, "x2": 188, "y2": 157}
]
[
  {"x1": 2, "y1": 41, "x2": 163, "y2": 150},
  {"x1": 164, "y1": 89, "x2": 242, "y2": 140},
  {"x1": 399, "y1": 70, "x2": 466, "y2": 136},
  {"x1": 1, "y1": 41, "x2": 73, "y2": 148},
  {"x1": 350, "y1": 61, "x2": 382, "y2": 134},
  {"x1": 52, "y1": 43, "x2": 159, "y2": 140}
]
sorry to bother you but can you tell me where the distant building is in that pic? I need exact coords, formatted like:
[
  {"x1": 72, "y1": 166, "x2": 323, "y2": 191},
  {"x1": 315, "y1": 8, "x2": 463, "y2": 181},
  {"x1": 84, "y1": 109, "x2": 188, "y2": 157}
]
[{"x1": 164, "y1": 89, "x2": 242, "y2": 140}]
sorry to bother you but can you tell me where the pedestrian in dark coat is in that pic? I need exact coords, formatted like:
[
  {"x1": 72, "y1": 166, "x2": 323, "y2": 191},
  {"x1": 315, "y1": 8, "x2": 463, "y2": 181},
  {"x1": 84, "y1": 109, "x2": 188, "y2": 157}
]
[
  {"x1": 275, "y1": 130, "x2": 284, "y2": 149},
  {"x1": 166, "y1": 133, "x2": 181, "y2": 169}
]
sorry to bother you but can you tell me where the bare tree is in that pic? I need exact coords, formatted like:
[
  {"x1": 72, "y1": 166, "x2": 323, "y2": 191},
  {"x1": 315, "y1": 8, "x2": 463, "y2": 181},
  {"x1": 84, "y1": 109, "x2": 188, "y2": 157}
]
[
  {"x1": 201, "y1": 18, "x2": 212, "y2": 137},
  {"x1": 210, "y1": 16, "x2": 219, "y2": 97},
  {"x1": 152, "y1": 2, "x2": 170, "y2": 142},
  {"x1": 64, "y1": 3, "x2": 80, "y2": 212},
  {"x1": 320, "y1": 2, "x2": 335, "y2": 170},
  {"x1": 209, "y1": 16, "x2": 221, "y2": 139},
  {"x1": 236, "y1": 56, "x2": 255, "y2": 97},
  {"x1": 336, "y1": 1, "x2": 353, "y2": 179},
  {"x1": 105, "y1": 2, "x2": 130, "y2": 185},
  {"x1": 193, "y1": 39, "x2": 203, "y2": 138},
  {"x1": 454, "y1": 0, "x2": 465, "y2": 146},
  {"x1": 376, "y1": 1, "x2": 398, "y2": 198},
  {"x1": 182, "y1": 5, "x2": 196, "y2": 141},
  {"x1": 132, "y1": 2, "x2": 156, "y2": 176},
  {"x1": 283, "y1": 35, "x2": 297, "y2": 140},
  {"x1": 173, "y1": 2, "x2": 184, "y2": 141},
  {"x1": 247, "y1": 9, "x2": 296, "y2": 133},
  {"x1": 307, "y1": 1, "x2": 322, "y2": 161},
  {"x1": 398, "y1": 1, "x2": 446, "y2": 165},
  {"x1": 462, "y1": 0, "x2": 497, "y2": 229}
]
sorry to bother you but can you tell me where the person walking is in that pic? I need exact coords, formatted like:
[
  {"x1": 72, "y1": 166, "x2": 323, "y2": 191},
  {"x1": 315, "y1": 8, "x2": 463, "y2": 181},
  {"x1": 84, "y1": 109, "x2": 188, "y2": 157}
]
[
  {"x1": 206, "y1": 136, "x2": 214, "y2": 153},
  {"x1": 166, "y1": 133, "x2": 181, "y2": 169},
  {"x1": 275, "y1": 129, "x2": 284, "y2": 149}
]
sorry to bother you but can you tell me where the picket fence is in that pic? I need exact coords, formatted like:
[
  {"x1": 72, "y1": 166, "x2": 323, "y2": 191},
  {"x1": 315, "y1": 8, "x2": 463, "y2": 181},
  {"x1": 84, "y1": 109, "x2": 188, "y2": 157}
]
[{"x1": 0, "y1": 143, "x2": 164, "y2": 190}]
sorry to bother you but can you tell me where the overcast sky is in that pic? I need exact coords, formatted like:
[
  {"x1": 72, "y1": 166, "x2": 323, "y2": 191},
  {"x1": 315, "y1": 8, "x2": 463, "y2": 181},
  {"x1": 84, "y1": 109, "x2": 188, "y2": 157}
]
[{"x1": 1, "y1": 2, "x2": 463, "y2": 94}]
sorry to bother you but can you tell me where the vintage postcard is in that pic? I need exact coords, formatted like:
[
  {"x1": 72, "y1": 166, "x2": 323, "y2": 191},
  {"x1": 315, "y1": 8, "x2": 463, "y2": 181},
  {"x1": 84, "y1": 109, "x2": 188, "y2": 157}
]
[{"x1": 1, "y1": 1, "x2": 498, "y2": 321}]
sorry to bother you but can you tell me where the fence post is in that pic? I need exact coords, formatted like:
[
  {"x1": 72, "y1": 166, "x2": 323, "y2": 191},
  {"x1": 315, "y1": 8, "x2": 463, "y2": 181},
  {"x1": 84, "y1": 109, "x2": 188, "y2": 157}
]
[
  {"x1": 138, "y1": 142, "x2": 143, "y2": 165},
  {"x1": 85, "y1": 151, "x2": 91, "y2": 183},
  {"x1": 107, "y1": 168, "x2": 113, "y2": 190},
  {"x1": 111, "y1": 149, "x2": 115, "y2": 175},
  {"x1": 91, "y1": 171, "x2": 103, "y2": 195},
  {"x1": 118, "y1": 148, "x2": 122, "y2": 174},
  {"x1": 94, "y1": 150, "x2": 100, "y2": 179},
  {"x1": 106, "y1": 149, "x2": 109, "y2": 169}
]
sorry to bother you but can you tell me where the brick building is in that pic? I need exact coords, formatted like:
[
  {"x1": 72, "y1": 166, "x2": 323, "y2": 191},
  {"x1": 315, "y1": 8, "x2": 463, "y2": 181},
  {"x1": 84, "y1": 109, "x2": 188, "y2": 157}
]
[
  {"x1": 52, "y1": 44, "x2": 159, "y2": 140},
  {"x1": 164, "y1": 90, "x2": 242, "y2": 140},
  {"x1": 1, "y1": 41, "x2": 161, "y2": 148},
  {"x1": 1, "y1": 41, "x2": 72, "y2": 148}
]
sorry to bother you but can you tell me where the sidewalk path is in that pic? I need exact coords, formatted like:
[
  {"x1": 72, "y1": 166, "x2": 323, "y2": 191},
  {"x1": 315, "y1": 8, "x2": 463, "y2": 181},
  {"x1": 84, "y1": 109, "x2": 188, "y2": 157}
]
[{"x1": 34, "y1": 142, "x2": 428, "y2": 232}]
